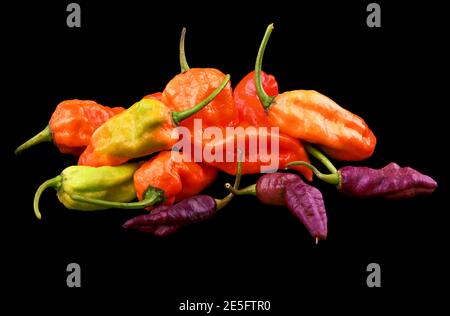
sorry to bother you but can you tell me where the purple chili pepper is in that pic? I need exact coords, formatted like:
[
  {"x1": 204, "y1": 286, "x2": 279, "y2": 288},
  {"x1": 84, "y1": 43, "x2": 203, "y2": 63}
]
[
  {"x1": 256, "y1": 173, "x2": 303, "y2": 205},
  {"x1": 126, "y1": 205, "x2": 181, "y2": 236},
  {"x1": 226, "y1": 172, "x2": 328, "y2": 242},
  {"x1": 123, "y1": 195, "x2": 217, "y2": 236},
  {"x1": 287, "y1": 144, "x2": 437, "y2": 199},
  {"x1": 338, "y1": 163, "x2": 437, "y2": 199},
  {"x1": 123, "y1": 156, "x2": 244, "y2": 237},
  {"x1": 284, "y1": 180, "x2": 328, "y2": 241}
]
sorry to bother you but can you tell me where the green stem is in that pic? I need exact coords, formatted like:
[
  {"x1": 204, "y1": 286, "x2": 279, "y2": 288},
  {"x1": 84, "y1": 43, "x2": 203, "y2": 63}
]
[
  {"x1": 215, "y1": 151, "x2": 243, "y2": 210},
  {"x1": 304, "y1": 144, "x2": 337, "y2": 174},
  {"x1": 255, "y1": 23, "x2": 275, "y2": 109},
  {"x1": 171, "y1": 74, "x2": 230, "y2": 125},
  {"x1": 286, "y1": 161, "x2": 340, "y2": 185},
  {"x1": 34, "y1": 175, "x2": 62, "y2": 220},
  {"x1": 70, "y1": 187, "x2": 165, "y2": 210},
  {"x1": 15, "y1": 125, "x2": 52, "y2": 155},
  {"x1": 179, "y1": 27, "x2": 190, "y2": 73},
  {"x1": 225, "y1": 183, "x2": 256, "y2": 196}
]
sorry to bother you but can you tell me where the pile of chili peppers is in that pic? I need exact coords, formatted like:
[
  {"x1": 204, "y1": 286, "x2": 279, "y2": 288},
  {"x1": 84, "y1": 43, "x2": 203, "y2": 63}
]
[{"x1": 16, "y1": 25, "x2": 437, "y2": 242}]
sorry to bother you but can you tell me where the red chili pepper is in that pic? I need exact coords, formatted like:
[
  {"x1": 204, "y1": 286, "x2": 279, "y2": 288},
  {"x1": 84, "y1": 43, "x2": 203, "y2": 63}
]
[
  {"x1": 234, "y1": 70, "x2": 278, "y2": 127},
  {"x1": 185, "y1": 122, "x2": 313, "y2": 179},
  {"x1": 161, "y1": 28, "x2": 239, "y2": 131},
  {"x1": 254, "y1": 24, "x2": 376, "y2": 161}
]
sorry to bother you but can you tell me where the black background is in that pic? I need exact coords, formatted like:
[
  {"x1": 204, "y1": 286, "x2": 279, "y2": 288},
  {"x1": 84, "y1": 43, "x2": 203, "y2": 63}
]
[{"x1": 3, "y1": 0, "x2": 449, "y2": 311}]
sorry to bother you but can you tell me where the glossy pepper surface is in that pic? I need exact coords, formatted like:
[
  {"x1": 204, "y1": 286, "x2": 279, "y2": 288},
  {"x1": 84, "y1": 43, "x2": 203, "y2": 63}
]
[
  {"x1": 33, "y1": 163, "x2": 140, "y2": 220},
  {"x1": 122, "y1": 155, "x2": 243, "y2": 236},
  {"x1": 255, "y1": 172, "x2": 303, "y2": 206},
  {"x1": 123, "y1": 195, "x2": 217, "y2": 233},
  {"x1": 284, "y1": 180, "x2": 328, "y2": 241},
  {"x1": 226, "y1": 172, "x2": 302, "y2": 206},
  {"x1": 15, "y1": 100, "x2": 124, "y2": 156},
  {"x1": 338, "y1": 163, "x2": 437, "y2": 199},
  {"x1": 69, "y1": 151, "x2": 219, "y2": 211},
  {"x1": 255, "y1": 24, "x2": 376, "y2": 161},
  {"x1": 78, "y1": 75, "x2": 230, "y2": 167},
  {"x1": 226, "y1": 172, "x2": 328, "y2": 241},
  {"x1": 189, "y1": 123, "x2": 313, "y2": 179},
  {"x1": 287, "y1": 144, "x2": 438, "y2": 199},
  {"x1": 133, "y1": 151, "x2": 218, "y2": 208},
  {"x1": 160, "y1": 28, "x2": 239, "y2": 131},
  {"x1": 234, "y1": 70, "x2": 278, "y2": 127}
]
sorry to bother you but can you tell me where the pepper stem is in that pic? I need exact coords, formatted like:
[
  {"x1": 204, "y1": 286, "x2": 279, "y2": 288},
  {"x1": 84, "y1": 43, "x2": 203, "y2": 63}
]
[
  {"x1": 215, "y1": 151, "x2": 243, "y2": 210},
  {"x1": 34, "y1": 175, "x2": 62, "y2": 220},
  {"x1": 15, "y1": 125, "x2": 52, "y2": 155},
  {"x1": 171, "y1": 74, "x2": 230, "y2": 125},
  {"x1": 179, "y1": 27, "x2": 190, "y2": 73},
  {"x1": 225, "y1": 183, "x2": 257, "y2": 196},
  {"x1": 70, "y1": 187, "x2": 165, "y2": 210},
  {"x1": 286, "y1": 161, "x2": 340, "y2": 185},
  {"x1": 304, "y1": 144, "x2": 338, "y2": 174},
  {"x1": 255, "y1": 23, "x2": 275, "y2": 109}
]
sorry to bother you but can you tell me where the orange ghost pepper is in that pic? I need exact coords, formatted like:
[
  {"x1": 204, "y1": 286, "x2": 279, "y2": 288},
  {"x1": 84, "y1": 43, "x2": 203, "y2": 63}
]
[
  {"x1": 254, "y1": 24, "x2": 376, "y2": 161},
  {"x1": 161, "y1": 28, "x2": 239, "y2": 131},
  {"x1": 78, "y1": 75, "x2": 230, "y2": 167},
  {"x1": 185, "y1": 122, "x2": 313, "y2": 180},
  {"x1": 133, "y1": 151, "x2": 218, "y2": 209},
  {"x1": 15, "y1": 100, "x2": 124, "y2": 156},
  {"x1": 234, "y1": 70, "x2": 278, "y2": 127}
]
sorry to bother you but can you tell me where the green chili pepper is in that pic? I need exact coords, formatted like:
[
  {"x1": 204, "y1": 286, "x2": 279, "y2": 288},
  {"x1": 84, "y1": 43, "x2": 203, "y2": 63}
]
[{"x1": 33, "y1": 163, "x2": 165, "y2": 220}]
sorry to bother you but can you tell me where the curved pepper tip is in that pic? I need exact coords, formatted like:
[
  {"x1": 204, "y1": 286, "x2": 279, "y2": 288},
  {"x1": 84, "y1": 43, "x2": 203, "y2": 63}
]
[
  {"x1": 33, "y1": 175, "x2": 62, "y2": 220},
  {"x1": 179, "y1": 26, "x2": 190, "y2": 73}
]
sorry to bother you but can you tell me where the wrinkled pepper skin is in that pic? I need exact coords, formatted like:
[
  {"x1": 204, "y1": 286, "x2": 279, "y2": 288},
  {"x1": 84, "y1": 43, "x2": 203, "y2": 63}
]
[
  {"x1": 256, "y1": 172, "x2": 302, "y2": 206},
  {"x1": 78, "y1": 75, "x2": 231, "y2": 167},
  {"x1": 255, "y1": 24, "x2": 376, "y2": 161},
  {"x1": 57, "y1": 164, "x2": 139, "y2": 209},
  {"x1": 190, "y1": 124, "x2": 313, "y2": 179},
  {"x1": 133, "y1": 151, "x2": 218, "y2": 208},
  {"x1": 267, "y1": 91, "x2": 376, "y2": 161},
  {"x1": 284, "y1": 180, "x2": 328, "y2": 240},
  {"x1": 228, "y1": 172, "x2": 327, "y2": 240},
  {"x1": 15, "y1": 100, "x2": 124, "y2": 156},
  {"x1": 123, "y1": 195, "x2": 217, "y2": 235},
  {"x1": 128, "y1": 205, "x2": 181, "y2": 236},
  {"x1": 234, "y1": 70, "x2": 278, "y2": 127},
  {"x1": 338, "y1": 163, "x2": 437, "y2": 199},
  {"x1": 34, "y1": 163, "x2": 140, "y2": 219},
  {"x1": 78, "y1": 98, "x2": 176, "y2": 167},
  {"x1": 162, "y1": 68, "x2": 238, "y2": 130},
  {"x1": 123, "y1": 151, "x2": 243, "y2": 237}
]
